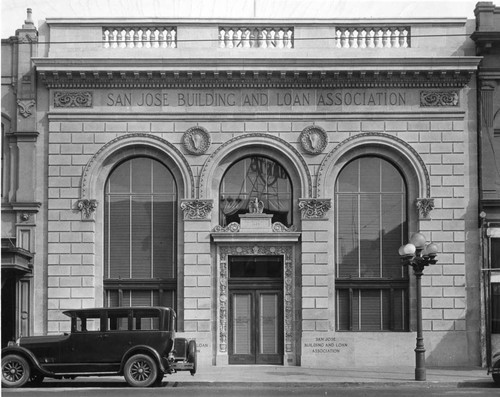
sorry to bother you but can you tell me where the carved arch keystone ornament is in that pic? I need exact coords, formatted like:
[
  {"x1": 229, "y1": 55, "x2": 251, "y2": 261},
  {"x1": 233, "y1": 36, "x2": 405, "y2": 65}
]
[
  {"x1": 180, "y1": 199, "x2": 213, "y2": 220},
  {"x1": 17, "y1": 99, "x2": 36, "y2": 118},
  {"x1": 299, "y1": 199, "x2": 332, "y2": 219},
  {"x1": 218, "y1": 245, "x2": 295, "y2": 354},
  {"x1": 299, "y1": 126, "x2": 328, "y2": 154},
  {"x1": 182, "y1": 126, "x2": 211, "y2": 155}
]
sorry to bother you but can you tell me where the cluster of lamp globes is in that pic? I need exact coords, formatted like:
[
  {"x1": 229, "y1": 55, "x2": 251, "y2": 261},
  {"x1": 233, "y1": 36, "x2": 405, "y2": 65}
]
[{"x1": 398, "y1": 232, "x2": 439, "y2": 264}]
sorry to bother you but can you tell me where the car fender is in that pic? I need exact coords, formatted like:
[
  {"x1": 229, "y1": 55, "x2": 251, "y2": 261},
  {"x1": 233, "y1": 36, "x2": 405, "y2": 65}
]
[
  {"x1": 120, "y1": 345, "x2": 166, "y2": 373},
  {"x1": 1, "y1": 346, "x2": 54, "y2": 377}
]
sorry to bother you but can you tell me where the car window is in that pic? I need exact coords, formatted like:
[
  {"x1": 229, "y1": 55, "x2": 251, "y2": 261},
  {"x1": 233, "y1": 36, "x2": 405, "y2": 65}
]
[
  {"x1": 132, "y1": 309, "x2": 160, "y2": 330},
  {"x1": 72, "y1": 313, "x2": 102, "y2": 332},
  {"x1": 107, "y1": 310, "x2": 131, "y2": 331}
]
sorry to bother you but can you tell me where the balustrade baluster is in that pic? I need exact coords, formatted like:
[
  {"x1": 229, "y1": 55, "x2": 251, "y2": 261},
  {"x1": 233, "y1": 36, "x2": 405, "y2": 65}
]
[
  {"x1": 243, "y1": 29, "x2": 251, "y2": 47},
  {"x1": 277, "y1": 29, "x2": 285, "y2": 48},
  {"x1": 286, "y1": 29, "x2": 293, "y2": 48},
  {"x1": 161, "y1": 29, "x2": 167, "y2": 48},
  {"x1": 383, "y1": 28, "x2": 391, "y2": 48},
  {"x1": 342, "y1": 29, "x2": 349, "y2": 48},
  {"x1": 250, "y1": 28, "x2": 258, "y2": 48},
  {"x1": 335, "y1": 29, "x2": 342, "y2": 48},
  {"x1": 359, "y1": 29, "x2": 367, "y2": 48},
  {"x1": 220, "y1": 29, "x2": 226, "y2": 48},
  {"x1": 111, "y1": 29, "x2": 118, "y2": 48},
  {"x1": 401, "y1": 28, "x2": 409, "y2": 48},
  {"x1": 375, "y1": 29, "x2": 384, "y2": 48},
  {"x1": 368, "y1": 29, "x2": 375, "y2": 48},
  {"x1": 103, "y1": 29, "x2": 110, "y2": 48},
  {"x1": 118, "y1": 29, "x2": 126, "y2": 48},
  {"x1": 268, "y1": 29, "x2": 275, "y2": 47},
  {"x1": 235, "y1": 29, "x2": 242, "y2": 47},
  {"x1": 392, "y1": 29, "x2": 400, "y2": 48},
  {"x1": 350, "y1": 29, "x2": 358, "y2": 48},
  {"x1": 171, "y1": 29, "x2": 177, "y2": 48},
  {"x1": 260, "y1": 29, "x2": 267, "y2": 48}
]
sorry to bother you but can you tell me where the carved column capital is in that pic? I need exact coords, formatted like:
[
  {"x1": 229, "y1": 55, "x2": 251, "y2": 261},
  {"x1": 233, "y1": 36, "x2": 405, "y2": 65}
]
[
  {"x1": 76, "y1": 199, "x2": 98, "y2": 221},
  {"x1": 298, "y1": 198, "x2": 332, "y2": 219},
  {"x1": 180, "y1": 199, "x2": 213, "y2": 220},
  {"x1": 416, "y1": 198, "x2": 435, "y2": 219}
]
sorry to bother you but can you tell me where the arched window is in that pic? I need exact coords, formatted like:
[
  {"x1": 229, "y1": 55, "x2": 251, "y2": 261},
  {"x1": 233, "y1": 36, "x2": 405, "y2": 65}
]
[
  {"x1": 219, "y1": 156, "x2": 292, "y2": 226},
  {"x1": 335, "y1": 156, "x2": 408, "y2": 331},
  {"x1": 104, "y1": 157, "x2": 177, "y2": 308}
]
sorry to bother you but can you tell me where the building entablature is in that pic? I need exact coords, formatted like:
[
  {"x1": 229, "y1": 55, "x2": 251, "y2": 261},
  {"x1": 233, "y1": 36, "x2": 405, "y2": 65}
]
[{"x1": 34, "y1": 59, "x2": 480, "y2": 89}]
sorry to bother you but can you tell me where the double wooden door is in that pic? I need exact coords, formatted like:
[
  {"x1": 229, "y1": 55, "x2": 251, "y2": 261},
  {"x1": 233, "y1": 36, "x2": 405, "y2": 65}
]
[{"x1": 228, "y1": 288, "x2": 283, "y2": 365}]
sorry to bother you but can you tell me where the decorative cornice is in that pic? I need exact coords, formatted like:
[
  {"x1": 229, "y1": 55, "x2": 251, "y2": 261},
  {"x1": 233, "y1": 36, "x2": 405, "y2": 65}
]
[
  {"x1": 416, "y1": 197, "x2": 435, "y2": 218},
  {"x1": 298, "y1": 198, "x2": 332, "y2": 219},
  {"x1": 76, "y1": 199, "x2": 98, "y2": 221},
  {"x1": 37, "y1": 69, "x2": 475, "y2": 89},
  {"x1": 180, "y1": 199, "x2": 213, "y2": 220}
]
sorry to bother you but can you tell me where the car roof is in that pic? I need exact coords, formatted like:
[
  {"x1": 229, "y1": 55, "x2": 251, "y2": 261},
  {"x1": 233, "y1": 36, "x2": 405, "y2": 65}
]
[{"x1": 62, "y1": 306, "x2": 175, "y2": 317}]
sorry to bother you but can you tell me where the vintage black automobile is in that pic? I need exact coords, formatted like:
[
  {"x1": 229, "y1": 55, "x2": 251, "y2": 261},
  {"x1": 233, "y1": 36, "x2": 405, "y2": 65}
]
[{"x1": 1, "y1": 306, "x2": 196, "y2": 388}]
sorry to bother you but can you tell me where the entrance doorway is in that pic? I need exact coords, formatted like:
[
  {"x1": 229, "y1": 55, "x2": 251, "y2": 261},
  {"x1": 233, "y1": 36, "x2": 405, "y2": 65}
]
[{"x1": 228, "y1": 256, "x2": 284, "y2": 365}]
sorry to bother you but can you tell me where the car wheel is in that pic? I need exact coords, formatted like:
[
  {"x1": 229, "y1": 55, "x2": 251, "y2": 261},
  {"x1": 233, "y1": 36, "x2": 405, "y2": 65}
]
[
  {"x1": 2, "y1": 355, "x2": 31, "y2": 388},
  {"x1": 493, "y1": 360, "x2": 500, "y2": 386},
  {"x1": 187, "y1": 340, "x2": 197, "y2": 376},
  {"x1": 123, "y1": 354, "x2": 158, "y2": 387}
]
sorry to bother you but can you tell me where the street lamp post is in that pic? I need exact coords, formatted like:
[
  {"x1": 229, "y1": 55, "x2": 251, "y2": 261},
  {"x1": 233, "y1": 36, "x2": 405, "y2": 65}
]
[{"x1": 398, "y1": 232, "x2": 438, "y2": 381}]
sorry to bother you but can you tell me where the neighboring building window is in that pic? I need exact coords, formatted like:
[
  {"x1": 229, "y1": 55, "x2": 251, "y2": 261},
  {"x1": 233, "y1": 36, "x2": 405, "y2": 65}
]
[
  {"x1": 492, "y1": 238, "x2": 500, "y2": 334},
  {"x1": 219, "y1": 156, "x2": 292, "y2": 227},
  {"x1": 104, "y1": 157, "x2": 177, "y2": 308},
  {"x1": 335, "y1": 156, "x2": 408, "y2": 331}
]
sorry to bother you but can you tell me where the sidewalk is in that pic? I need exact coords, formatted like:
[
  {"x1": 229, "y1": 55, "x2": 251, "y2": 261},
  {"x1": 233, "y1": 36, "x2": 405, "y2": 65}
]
[
  {"x1": 40, "y1": 365, "x2": 495, "y2": 388},
  {"x1": 170, "y1": 365, "x2": 493, "y2": 387}
]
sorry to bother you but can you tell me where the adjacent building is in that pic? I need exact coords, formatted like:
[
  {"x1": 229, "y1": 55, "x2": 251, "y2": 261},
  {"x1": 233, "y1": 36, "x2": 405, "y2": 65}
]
[
  {"x1": 2, "y1": 5, "x2": 484, "y2": 368},
  {"x1": 472, "y1": 1, "x2": 500, "y2": 370}
]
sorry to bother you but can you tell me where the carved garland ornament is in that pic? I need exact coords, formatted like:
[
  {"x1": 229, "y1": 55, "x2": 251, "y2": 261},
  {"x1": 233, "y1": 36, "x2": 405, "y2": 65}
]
[
  {"x1": 218, "y1": 245, "x2": 294, "y2": 354},
  {"x1": 182, "y1": 126, "x2": 211, "y2": 155},
  {"x1": 298, "y1": 199, "x2": 332, "y2": 219},
  {"x1": 420, "y1": 91, "x2": 459, "y2": 107},
  {"x1": 54, "y1": 91, "x2": 93, "y2": 108},
  {"x1": 180, "y1": 200, "x2": 213, "y2": 220},
  {"x1": 299, "y1": 125, "x2": 328, "y2": 155}
]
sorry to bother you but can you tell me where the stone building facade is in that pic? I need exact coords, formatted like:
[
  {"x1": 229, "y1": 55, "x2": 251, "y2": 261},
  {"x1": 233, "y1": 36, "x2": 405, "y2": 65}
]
[{"x1": 2, "y1": 8, "x2": 484, "y2": 368}]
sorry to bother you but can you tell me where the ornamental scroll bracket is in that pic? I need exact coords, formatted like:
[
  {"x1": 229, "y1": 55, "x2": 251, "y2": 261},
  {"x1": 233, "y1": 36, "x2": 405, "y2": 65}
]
[
  {"x1": 298, "y1": 198, "x2": 332, "y2": 219},
  {"x1": 180, "y1": 199, "x2": 213, "y2": 220},
  {"x1": 76, "y1": 199, "x2": 98, "y2": 221},
  {"x1": 416, "y1": 197, "x2": 435, "y2": 219},
  {"x1": 17, "y1": 99, "x2": 36, "y2": 118}
]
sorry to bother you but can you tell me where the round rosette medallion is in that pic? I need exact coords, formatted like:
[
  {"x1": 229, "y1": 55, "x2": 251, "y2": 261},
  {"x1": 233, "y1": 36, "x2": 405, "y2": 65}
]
[
  {"x1": 183, "y1": 126, "x2": 211, "y2": 155},
  {"x1": 299, "y1": 125, "x2": 327, "y2": 155}
]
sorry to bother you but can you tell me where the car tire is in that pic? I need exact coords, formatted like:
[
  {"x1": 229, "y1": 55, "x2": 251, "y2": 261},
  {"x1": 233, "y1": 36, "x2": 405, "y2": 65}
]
[
  {"x1": 493, "y1": 359, "x2": 500, "y2": 386},
  {"x1": 187, "y1": 340, "x2": 197, "y2": 376},
  {"x1": 2, "y1": 354, "x2": 31, "y2": 388},
  {"x1": 123, "y1": 354, "x2": 158, "y2": 387},
  {"x1": 154, "y1": 371, "x2": 164, "y2": 387}
]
